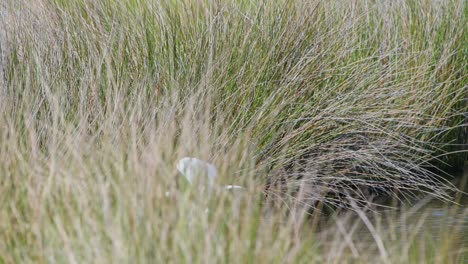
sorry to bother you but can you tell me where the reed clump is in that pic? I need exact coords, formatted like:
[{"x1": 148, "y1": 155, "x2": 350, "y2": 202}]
[{"x1": 0, "y1": 0, "x2": 466, "y2": 262}]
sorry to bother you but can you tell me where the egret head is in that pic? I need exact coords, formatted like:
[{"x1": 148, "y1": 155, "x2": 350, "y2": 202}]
[{"x1": 176, "y1": 157, "x2": 217, "y2": 187}]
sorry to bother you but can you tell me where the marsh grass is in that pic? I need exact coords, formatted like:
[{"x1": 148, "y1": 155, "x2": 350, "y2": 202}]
[{"x1": 0, "y1": 0, "x2": 467, "y2": 262}]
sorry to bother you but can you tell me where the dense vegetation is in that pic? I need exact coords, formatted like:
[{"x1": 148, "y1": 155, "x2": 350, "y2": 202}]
[{"x1": 0, "y1": 0, "x2": 466, "y2": 262}]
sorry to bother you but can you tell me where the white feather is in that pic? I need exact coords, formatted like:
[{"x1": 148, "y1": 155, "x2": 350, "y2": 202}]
[{"x1": 176, "y1": 157, "x2": 218, "y2": 187}]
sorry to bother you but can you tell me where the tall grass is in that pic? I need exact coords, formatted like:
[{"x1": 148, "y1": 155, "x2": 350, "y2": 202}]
[{"x1": 0, "y1": 0, "x2": 467, "y2": 262}]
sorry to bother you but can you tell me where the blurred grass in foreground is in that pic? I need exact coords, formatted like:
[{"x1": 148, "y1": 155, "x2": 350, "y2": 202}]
[{"x1": 0, "y1": 0, "x2": 467, "y2": 262}]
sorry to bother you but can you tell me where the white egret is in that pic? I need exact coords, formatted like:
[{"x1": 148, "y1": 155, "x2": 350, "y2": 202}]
[{"x1": 176, "y1": 157, "x2": 244, "y2": 192}]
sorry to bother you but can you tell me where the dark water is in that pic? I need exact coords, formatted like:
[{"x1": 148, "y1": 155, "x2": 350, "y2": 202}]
[
  {"x1": 394, "y1": 168, "x2": 468, "y2": 244},
  {"x1": 350, "y1": 168, "x2": 468, "y2": 246}
]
